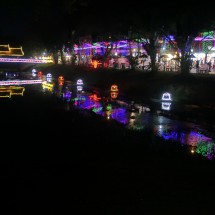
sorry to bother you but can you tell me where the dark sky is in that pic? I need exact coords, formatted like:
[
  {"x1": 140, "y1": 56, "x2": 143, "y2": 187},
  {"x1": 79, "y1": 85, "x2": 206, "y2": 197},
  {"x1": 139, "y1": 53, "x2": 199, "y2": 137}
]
[{"x1": 1, "y1": 0, "x2": 215, "y2": 49}]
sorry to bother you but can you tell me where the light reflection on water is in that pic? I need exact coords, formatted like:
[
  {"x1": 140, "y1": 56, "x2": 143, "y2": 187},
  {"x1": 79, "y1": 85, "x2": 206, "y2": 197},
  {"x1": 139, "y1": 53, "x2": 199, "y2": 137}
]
[{"x1": 52, "y1": 84, "x2": 215, "y2": 160}]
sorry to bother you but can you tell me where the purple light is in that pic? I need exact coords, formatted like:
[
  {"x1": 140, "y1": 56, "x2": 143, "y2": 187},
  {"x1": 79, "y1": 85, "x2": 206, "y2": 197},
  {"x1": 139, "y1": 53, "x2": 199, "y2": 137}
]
[{"x1": 194, "y1": 37, "x2": 215, "y2": 41}]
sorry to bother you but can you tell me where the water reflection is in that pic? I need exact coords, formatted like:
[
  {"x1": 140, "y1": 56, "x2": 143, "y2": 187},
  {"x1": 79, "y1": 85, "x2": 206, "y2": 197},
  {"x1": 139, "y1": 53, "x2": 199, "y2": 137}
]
[
  {"x1": 42, "y1": 81, "x2": 54, "y2": 92},
  {"x1": 0, "y1": 86, "x2": 25, "y2": 97},
  {"x1": 161, "y1": 102, "x2": 171, "y2": 111},
  {"x1": 53, "y1": 82, "x2": 215, "y2": 160}
]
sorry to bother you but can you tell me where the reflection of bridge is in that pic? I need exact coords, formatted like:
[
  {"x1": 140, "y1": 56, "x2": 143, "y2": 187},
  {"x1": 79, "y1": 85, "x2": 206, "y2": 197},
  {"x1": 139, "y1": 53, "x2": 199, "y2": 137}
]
[
  {"x1": 0, "y1": 57, "x2": 53, "y2": 64},
  {"x1": 0, "y1": 86, "x2": 25, "y2": 98}
]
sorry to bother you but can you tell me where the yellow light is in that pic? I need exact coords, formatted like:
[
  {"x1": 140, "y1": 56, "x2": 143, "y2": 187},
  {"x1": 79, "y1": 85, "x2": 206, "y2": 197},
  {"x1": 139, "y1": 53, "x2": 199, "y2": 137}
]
[
  {"x1": 42, "y1": 81, "x2": 54, "y2": 91},
  {"x1": 0, "y1": 44, "x2": 24, "y2": 56},
  {"x1": 0, "y1": 86, "x2": 25, "y2": 96},
  {"x1": 9, "y1": 86, "x2": 25, "y2": 96},
  {"x1": 0, "y1": 89, "x2": 11, "y2": 98},
  {"x1": 110, "y1": 84, "x2": 118, "y2": 92}
]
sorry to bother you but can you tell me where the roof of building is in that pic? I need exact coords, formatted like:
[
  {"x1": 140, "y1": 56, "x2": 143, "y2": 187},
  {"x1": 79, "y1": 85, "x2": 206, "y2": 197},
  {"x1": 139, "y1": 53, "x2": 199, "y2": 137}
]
[{"x1": 0, "y1": 44, "x2": 24, "y2": 56}]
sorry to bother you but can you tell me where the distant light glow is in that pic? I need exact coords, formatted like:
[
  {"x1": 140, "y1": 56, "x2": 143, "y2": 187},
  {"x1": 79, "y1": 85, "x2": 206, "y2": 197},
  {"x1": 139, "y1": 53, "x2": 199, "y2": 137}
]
[{"x1": 89, "y1": 93, "x2": 101, "y2": 101}]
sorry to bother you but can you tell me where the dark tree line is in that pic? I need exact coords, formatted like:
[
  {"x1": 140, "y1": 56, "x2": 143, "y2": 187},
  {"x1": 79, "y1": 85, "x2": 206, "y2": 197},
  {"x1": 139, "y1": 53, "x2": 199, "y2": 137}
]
[{"x1": 1, "y1": 0, "x2": 215, "y2": 74}]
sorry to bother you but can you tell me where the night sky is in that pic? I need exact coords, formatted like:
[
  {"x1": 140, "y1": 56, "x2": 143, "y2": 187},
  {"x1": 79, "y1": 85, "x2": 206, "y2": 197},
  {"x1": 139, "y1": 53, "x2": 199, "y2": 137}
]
[{"x1": 1, "y1": 0, "x2": 215, "y2": 50}]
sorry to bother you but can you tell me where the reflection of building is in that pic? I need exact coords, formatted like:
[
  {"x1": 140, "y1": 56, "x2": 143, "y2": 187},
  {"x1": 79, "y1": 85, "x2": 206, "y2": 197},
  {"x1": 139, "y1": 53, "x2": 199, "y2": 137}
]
[{"x1": 0, "y1": 44, "x2": 24, "y2": 56}]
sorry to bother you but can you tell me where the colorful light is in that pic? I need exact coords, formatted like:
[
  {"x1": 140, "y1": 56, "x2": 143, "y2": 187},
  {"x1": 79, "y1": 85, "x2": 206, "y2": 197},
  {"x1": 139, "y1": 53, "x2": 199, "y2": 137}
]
[
  {"x1": 58, "y1": 76, "x2": 64, "y2": 82},
  {"x1": 0, "y1": 86, "x2": 25, "y2": 96},
  {"x1": 77, "y1": 86, "x2": 83, "y2": 92},
  {"x1": 9, "y1": 86, "x2": 25, "y2": 96},
  {"x1": 46, "y1": 73, "x2": 52, "y2": 78},
  {"x1": 42, "y1": 81, "x2": 54, "y2": 91},
  {"x1": 0, "y1": 89, "x2": 11, "y2": 98},
  {"x1": 89, "y1": 93, "x2": 101, "y2": 101},
  {"x1": 110, "y1": 84, "x2": 119, "y2": 92},
  {"x1": 77, "y1": 79, "x2": 83, "y2": 85},
  {"x1": 161, "y1": 102, "x2": 171, "y2": 110},
  {"x1": 38, "y1": 71, "x2": 43, "y2": 79},
  {"x1": 58, "y1": 76, "x2": 64, "y2": 86},
  {"x1": 110, "y1": 92, "x2": 118, "y2": 99},
  {"x1": 161, "y1": 92, "x2": 172, "y2": 101}
]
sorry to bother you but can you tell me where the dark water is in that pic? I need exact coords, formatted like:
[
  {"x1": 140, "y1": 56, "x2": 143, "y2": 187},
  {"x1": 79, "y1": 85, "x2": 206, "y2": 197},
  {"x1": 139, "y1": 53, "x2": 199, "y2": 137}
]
[
  {"x1": 2, "y1": 71, "x2": 215, "y2": 212},
  {"x1": 1, "y1": 71, "x2": 215, "y2": 161},
  {"x1": 49, "y1": 81, "x2": 215, "y2": 161}
]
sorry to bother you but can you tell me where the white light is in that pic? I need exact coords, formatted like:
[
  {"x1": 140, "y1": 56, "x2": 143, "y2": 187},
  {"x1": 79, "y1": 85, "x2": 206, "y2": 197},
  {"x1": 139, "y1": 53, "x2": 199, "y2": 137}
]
[
  {"x1": 77, "y1": 79, "x2": 83, "y2": 85},
  {"x1": 161, "y1": 92, "x2": 172, "y2": 101},
  {"x1": 47, "y1": 78, "x2": 52, "y2": 82},
  {"x1": 161, "y1": 102, "x2": 171, "y2": 110},
  {"x1": 77, "y1": 86, "x2": 83, "y2": 91}
]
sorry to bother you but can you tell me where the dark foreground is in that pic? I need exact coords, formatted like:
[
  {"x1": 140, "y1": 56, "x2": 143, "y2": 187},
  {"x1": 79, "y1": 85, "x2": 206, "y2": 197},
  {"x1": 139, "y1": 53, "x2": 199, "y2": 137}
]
[{"x1": 1, "y1": 85, "x2": 215, "y2": 213}]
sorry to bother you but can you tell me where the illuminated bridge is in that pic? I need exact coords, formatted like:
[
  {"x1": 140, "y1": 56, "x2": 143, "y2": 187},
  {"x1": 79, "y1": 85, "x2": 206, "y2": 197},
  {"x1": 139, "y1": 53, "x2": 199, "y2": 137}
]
[
  {"x1": 0, "y1": 57, "x2": 54, "y2": 72},
  {"x1": 0, "y1": 79, "x2": 43, "y2": 86},
  {"x1": 0, "y1": 57, "x2": 54, "y2": 64}
]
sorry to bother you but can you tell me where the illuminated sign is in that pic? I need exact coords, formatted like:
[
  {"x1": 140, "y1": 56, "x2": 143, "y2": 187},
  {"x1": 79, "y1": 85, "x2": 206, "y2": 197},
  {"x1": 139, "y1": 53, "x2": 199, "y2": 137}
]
[
  {"x1": 161, "y1": 92, "x2": 172, "y2": 101},
  {"x1": 110, "y1": 84, "x2": 119, "y2": 92},
  {"x1": 77, "y1": 79, "x2": 83, "y2": 85}
]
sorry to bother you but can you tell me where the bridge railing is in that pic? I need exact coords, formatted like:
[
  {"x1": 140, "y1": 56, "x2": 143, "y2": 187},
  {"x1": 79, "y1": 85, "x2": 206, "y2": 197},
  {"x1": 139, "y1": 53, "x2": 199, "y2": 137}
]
[{"x1": 0, "y1": 58, "x2": 54, "y2": 64}]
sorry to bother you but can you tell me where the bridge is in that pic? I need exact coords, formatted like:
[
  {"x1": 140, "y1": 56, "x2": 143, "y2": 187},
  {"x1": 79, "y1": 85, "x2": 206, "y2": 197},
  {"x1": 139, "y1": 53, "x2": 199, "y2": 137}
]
[
  {"x1": 0, "y1": 57, "x2": 54, "y2": 72},
  {"x1": 0, "y1": 57, "x2": 54, "y2": 64},
  {"x1": 0, "y1": 79, "x2": 43, "y2": 86}
]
